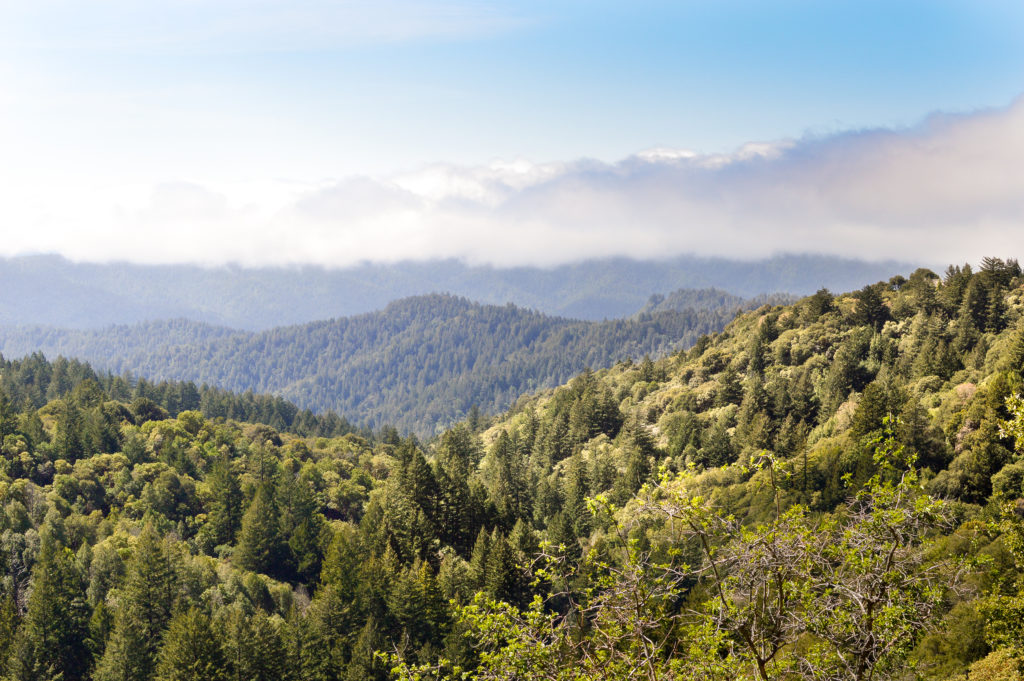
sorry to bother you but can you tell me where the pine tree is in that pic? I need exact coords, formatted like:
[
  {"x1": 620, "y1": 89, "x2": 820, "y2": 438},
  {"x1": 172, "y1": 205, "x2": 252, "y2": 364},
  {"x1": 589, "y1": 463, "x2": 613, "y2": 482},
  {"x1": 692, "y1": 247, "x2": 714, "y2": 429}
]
[
  {"x1": 153, "y1": 607, "x2": 228, "y2": 681},
  {"x1": 562, "y1": 452, "x2": 591, "y2": 539},
  {"x1": 7, "y1": 533, "x2": 91, "y2": 681},
  {"x1": 344, "y1": 617, "x2": 387, "y2": 681},
  {"x1": 854, "y1": 283, "x2": 890, "y2": 330},
  {"x1": 222, "y1": 606, "x2": 285, "y2": 681},
  {"x1": 235, "y1": 483, "x2": 288, "y2": 579},
  {"x1": 469, "y1": 527, "x2": 491, "y2": 589},
  {"x1": 95, "y1": 523, "x2": 178, "y2": 681},
  {"x1": 93, "y1": 608, "x2": 148, "y2": 681},
  {"x1": 278, "y1": 468, "x2": 325, "y2": 582},
  {"x1": 484, "y1": 530, "x2": 521, "y2": 605},
  {"x1": 203, "y1": 454, "x2": 243, "y2": 551},
  {"x1": 487, "y1": 430, "x2": 531, "y2": 527}
]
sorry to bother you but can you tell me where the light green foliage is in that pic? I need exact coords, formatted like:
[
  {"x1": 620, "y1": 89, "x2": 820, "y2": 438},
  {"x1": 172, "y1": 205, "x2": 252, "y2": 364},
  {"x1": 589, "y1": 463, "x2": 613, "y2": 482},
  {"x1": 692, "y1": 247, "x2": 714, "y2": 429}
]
[{"x1": 2, "y1": 260, "x2": 1024, "y2": 680}]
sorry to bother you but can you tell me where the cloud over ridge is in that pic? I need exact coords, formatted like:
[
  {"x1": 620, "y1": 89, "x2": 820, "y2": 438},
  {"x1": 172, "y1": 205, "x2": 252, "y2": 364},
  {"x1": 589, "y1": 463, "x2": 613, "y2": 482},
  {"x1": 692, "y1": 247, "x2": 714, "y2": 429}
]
[{"x1": 10, "y1": 97, "x2": 1024, "y2": 268}]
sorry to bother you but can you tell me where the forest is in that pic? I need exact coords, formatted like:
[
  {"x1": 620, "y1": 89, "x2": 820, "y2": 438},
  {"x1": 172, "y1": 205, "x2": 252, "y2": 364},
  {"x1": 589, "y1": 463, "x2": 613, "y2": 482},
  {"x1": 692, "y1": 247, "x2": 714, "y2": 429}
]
[
  {"x1": 0, "y1": 291, "x2": 790, "y2": 436},
  {"x1": 1, "y1": 258, "x2": 1024, "y2": 680}
]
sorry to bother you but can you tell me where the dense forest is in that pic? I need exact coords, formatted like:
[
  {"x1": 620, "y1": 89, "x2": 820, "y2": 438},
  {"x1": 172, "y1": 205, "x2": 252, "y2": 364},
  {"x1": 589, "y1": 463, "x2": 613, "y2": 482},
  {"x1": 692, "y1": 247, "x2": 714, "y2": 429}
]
[
  {"x1": 0, "y1": 292, "x2": 783, "y2": 436},
  {"x1": 0, "y1": 254, "x2": 905, "y2": 328},
  {"x1": 2, "y1": 259, "x2": 1024, "y2": 680}
]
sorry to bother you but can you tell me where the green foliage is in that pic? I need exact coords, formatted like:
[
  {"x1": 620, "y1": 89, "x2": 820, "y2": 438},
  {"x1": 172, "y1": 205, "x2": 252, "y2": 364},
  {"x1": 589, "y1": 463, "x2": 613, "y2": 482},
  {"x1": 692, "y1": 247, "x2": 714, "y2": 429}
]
[
  {"x1": 153, "y1": 607, "x2": 228, "y2": 681},
  {"x1": 235, "y1": 484, "x2": 289, "y2": 580},
  {"x1": 0, "y1": 258, "x2": 1023, "y2": 680},
  {"x1": 0, "y1": 293, "x2": 788, "y2": 437},
  {"x1": 7, "y1": 532, "x2": 91, "y2": 681}
]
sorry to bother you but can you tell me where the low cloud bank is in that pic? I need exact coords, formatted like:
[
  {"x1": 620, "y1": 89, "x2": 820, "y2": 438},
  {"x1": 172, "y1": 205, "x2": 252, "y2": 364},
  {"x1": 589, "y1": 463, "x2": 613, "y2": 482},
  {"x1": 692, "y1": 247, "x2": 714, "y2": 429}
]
[{"x1": 10, "y1": 98, "x2": 1024, "y2": 268}]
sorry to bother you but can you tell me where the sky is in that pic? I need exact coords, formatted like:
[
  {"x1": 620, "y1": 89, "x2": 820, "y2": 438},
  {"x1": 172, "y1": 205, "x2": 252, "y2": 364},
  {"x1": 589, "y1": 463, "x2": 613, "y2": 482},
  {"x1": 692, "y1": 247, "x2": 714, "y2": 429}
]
[{"x1": 0, "y1": 0, "x2": 1022, "y2": 268}]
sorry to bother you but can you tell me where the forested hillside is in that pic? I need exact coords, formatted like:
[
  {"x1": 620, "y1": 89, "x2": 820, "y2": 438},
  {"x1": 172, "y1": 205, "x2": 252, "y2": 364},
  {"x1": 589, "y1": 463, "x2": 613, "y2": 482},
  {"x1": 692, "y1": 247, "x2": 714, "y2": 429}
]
[
  {"x1": 0, "y1": 254, "x2": 908, "y2": 328},
  {"x1": 2, "y1": 259, "x2": 1024, "y2": 680},
  {"x1": 0, "y1": 292, "x2": 775, "y2": 436}
]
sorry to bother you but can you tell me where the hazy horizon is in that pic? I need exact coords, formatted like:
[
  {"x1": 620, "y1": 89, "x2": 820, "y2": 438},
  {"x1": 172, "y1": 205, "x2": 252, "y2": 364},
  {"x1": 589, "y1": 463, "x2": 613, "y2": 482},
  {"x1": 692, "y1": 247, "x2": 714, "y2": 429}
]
[{"x1": 1, "y1": 1, "x2": 1021, "y2": 269}]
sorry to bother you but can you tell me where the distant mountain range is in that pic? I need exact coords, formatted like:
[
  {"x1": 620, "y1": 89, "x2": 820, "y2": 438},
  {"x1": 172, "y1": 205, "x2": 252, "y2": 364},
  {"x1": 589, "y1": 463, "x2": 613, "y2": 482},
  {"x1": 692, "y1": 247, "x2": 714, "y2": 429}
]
[
  {"x1": 0, "y1": 291, "x2": 791, "y2": 435},
  {"x1": 0, "y1": 253, "x2": 915, "y2": 329}
]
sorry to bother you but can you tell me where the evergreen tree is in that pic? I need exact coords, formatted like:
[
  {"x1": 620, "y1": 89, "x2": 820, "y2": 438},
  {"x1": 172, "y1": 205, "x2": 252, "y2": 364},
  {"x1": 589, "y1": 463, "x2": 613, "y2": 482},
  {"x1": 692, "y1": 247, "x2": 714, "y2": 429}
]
[
  {"x1": 487, "y1": 430, "x2": 531, "y2": 527},
  {"x1": 154, "y1": 607, "x2": 228, "y2": 681},
  {"x1": 854, "y1": 283, "x2": 890, "y2": 330},
  {"x1": 805, "y1": 288, "x2": 835, "y2": 319},
  {"x1": 202, "y1": 454, "x2": 243, "y2": 552},
  {"x1": 235, "y1": 483, "x2": 289, "y2": 579},
  {"x1": 469, "y1": 527, "x2": 491, "y2": 590},
  {"x1": 7, "y1": 533, "x2": 91, "y2": 681},
  {"x1": 715, "y1": 365, "x2": 743, "y2": 407},
  {"x1": 95, "y1": 523, "x2": 178, "y2": 681},
  {"x1": 562, "y1": 452, "x2": 591, "y2": 539},
  {"x1": 484, "y1": 530, "x2": 522, "y2": 605},
  {"x1": 278, "y1": 467, "x2": 326, "y2": 582},
  {"x1": 222, "y1": 606, "x2": 285, "y2": 681}
]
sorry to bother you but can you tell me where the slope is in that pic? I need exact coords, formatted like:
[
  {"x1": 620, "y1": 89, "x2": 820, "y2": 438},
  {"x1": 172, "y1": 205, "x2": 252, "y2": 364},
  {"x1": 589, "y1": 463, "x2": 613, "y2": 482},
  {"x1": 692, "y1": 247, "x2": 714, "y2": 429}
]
[{"x1": 0, "y1": 293, "x2": 769, "y2": 436}]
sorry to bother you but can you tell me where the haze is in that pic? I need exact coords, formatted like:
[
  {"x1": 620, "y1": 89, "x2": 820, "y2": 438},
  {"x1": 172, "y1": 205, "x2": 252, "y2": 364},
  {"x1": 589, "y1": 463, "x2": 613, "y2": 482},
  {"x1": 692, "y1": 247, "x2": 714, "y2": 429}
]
[{"x1": 1, "y1": 1, "x2": 1022, "y2": 267}]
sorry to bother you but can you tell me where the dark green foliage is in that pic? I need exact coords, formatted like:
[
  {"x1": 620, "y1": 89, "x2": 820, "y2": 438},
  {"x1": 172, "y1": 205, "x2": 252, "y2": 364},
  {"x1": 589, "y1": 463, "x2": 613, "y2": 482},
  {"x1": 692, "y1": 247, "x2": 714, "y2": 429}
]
[
  {"x1": 235, "y1": 484, "x2": 289, "y2": 580},
  {"x1": 7, "y1": 532, "x2": 91, "y2": 681},
  {"x1": 0, "y1": 293, "x2": 793, "y2": 437},
  {"x1": 199, "y1": 455, "x2": 243, "y2": 552},
  {"x1": 854, "y1": 283, "x2": 890, "y2": 330},
  {"x1": 153, "y1": 608, "x2": 228, "y2": 681}
]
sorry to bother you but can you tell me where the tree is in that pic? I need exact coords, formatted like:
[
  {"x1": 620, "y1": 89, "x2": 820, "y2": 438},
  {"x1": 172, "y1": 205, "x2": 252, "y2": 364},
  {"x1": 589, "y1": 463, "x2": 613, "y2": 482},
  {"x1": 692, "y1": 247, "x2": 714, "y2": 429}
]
[
  {"x1": 154, "y1": 607, "x2": 228, "y2": 681},
  {"x1": 94, "y1": 523, "x2": 179, "y2": 681},
  {"x1": 394, "y1": 428, "x2": 967, "y2": 681},
  {"x1": 805, "y1": 288, "x2": 836, "y2": 319},
  {"x1": 235, "y1": 483, "x2": 288, "y2": 579},
  {"x1": 221, "y1": 606, "x2": 286, "y2": 681},
  {"x1": 854, "y1": 283, "x2": 889, "y2": 331},
  {"x1": 201, "y1": 454, "x2": 243, "y2": 552},
  {"x1": 7, "y1": 532, "x2": 91, "y2": 681}
]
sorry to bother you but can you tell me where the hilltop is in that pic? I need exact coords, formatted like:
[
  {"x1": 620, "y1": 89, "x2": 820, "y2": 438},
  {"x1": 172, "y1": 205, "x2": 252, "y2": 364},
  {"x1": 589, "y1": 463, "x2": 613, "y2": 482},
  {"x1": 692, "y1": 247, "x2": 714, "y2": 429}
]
[{"x1": 0, "y1": 291, "x2": 785, "y2": 436}]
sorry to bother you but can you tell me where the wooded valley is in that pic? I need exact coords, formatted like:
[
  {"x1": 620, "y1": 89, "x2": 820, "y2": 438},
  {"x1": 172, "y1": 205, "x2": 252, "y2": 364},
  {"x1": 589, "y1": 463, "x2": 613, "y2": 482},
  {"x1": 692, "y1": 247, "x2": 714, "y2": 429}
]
[{"x1": 0, "y1": 291, "x2": 794, "y2": 436}]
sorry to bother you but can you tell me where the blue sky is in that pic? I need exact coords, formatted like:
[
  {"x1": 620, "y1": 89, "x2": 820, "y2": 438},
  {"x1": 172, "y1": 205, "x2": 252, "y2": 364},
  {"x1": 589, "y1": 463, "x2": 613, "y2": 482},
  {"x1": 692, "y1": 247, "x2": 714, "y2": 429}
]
[{"x1": 1, "y1": 1, "x2": 1022, "y2": 266}]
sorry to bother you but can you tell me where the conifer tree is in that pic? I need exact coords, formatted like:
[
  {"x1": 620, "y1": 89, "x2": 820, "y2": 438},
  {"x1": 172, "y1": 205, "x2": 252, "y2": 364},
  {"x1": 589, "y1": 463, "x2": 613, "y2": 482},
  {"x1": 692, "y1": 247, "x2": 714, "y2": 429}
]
[
  {"x1": 562, "y1": 452, "x2": 591, "y2": 539},
  {"x1": 278, "y1": 467, "x2": 325, "y2": 582},
  {"x1": 855, "y1": 283, "x2": 890, "y2": 331},
  {"x1": 203, "y1": 454, "x2": 243, "y2": 551},
  {"x1": 487, "y1": 430, "x2": 531, "y2": 526},
  {"x1": 345, "y1": 617, "x2": 388, "y2": 681},
  {"x1": 222, "y1": 606, "x2": 285, "y2": 681},
  {"x1": 153, "y1": 607, "x2": 228, "y2": 681},
  {"x1": 484, "y1": 530, "x2": 521, "y2": 605},
  {"x1": 7, "y1": 533, "x2": 91, "y2": 681},
  {"x1": 95, "y1": 523, "x2": 178, "y2": 681},
  {"x1": 235, "y1": 483, "x2": 288, "y2": 579},
  {"x1": 469, "y1": 527, "x2": 491, "y2": 589}
]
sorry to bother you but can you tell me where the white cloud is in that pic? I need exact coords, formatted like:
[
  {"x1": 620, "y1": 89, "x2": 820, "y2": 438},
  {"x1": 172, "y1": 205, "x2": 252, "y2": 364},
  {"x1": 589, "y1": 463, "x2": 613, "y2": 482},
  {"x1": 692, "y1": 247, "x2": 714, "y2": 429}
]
[{"x1": 4, "y1": 98, "x2": 1023, "y2": 268}]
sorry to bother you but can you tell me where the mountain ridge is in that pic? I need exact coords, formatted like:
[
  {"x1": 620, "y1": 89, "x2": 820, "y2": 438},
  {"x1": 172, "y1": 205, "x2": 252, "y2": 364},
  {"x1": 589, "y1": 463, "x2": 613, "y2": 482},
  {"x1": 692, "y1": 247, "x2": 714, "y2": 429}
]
[
  {"x1": 0, "y1": 291, "x2": 782, "y2": 435},
  {"x1": 0, "y1": 253, "x2": 916, "y2": 329}
]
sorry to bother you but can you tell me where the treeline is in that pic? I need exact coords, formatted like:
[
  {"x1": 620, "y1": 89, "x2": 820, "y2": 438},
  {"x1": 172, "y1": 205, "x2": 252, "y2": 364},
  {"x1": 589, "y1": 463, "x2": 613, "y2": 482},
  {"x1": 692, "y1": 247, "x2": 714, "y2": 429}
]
[
  {"x1": 0, "y1": 352, "x2": 356, "y2": 440},
  {"x1": 1, "y1": 259, "x2": 1024, "y2": 679},
  {"x1": 0, "y1": 292, "x2": 769, "y2": 436}
]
